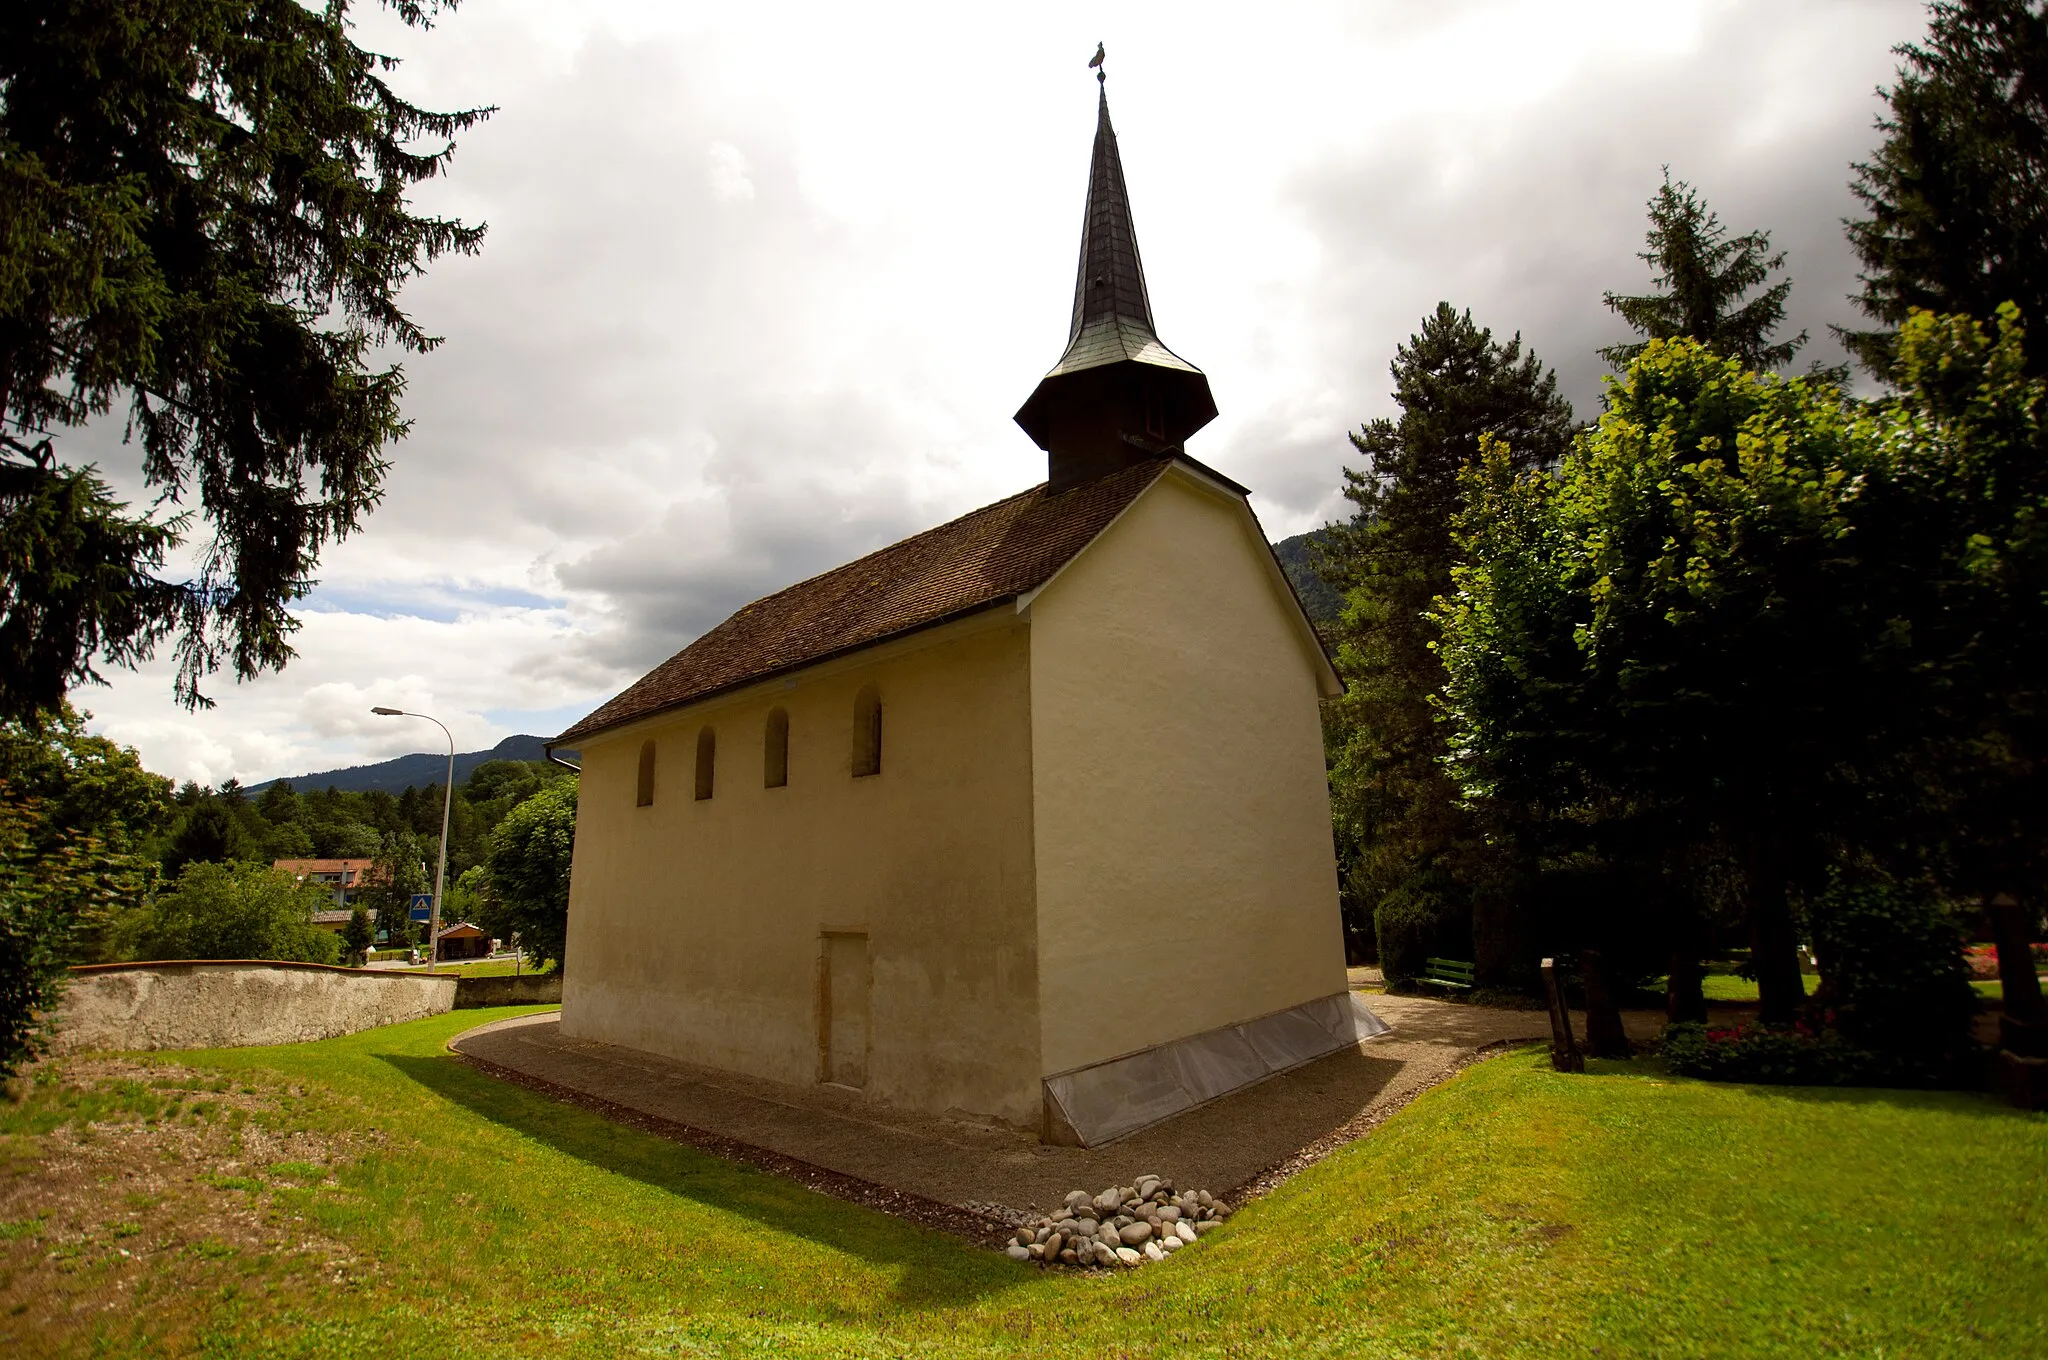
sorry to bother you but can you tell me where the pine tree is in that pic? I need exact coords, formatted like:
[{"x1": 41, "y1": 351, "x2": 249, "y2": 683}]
[
  {"x1": 1602, "y1": 172, "x2": 1806, "y2": 372},
  {"x1": 1317, "y1": 304, "x2": 1575, "y2": 987},
  {"x1": 162, "y1": 797, "x2": 254, "y2": 878},
  {"x1": 341, "y1": 905, "x2": 375, "y2": 965},
  {"x1": 0, "y1": 0, "x2": 492, "y2": 723},
  {"x1": 1841, "y1": 0, "x2": 2048, "y2": 376}
]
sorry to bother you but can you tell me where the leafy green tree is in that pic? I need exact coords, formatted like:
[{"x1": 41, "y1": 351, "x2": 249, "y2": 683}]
[
  {"x1": 0, "y1": 0, "x2": 490, "y2": 723},
  {"x1": 0, "y1": 708, "x2": 167, "y2": 1073},
  {"x1": 313, "y1": 821, "x2": 383, "y2": 859},
  {"x1": 1439, "y1": 345, "x2": 1896, "y2": 1022},
  {"x1": 1868, "y1": 305, "x2": 2048, "y2": 910},
  {"x1": 340, "y1": 905, "x2": 374, "y2": 965},
  {"x1": 136, "y1": 860, "x2": 339, "y2": 964},
  {"x1": 484, "y1": 781, "x2": 576, "y2": 973},
  {"x1": 1435, "y1": 312, "x2": 2043, "y2": 1030},
  {"x1": 360, "y1": 829, "x2": 427, "y2": 933},
  {"x1": 443, "y1": 863, "x2": 491, "y2": 926},
  {"x1": 1316, "y1": 303, "x2": 1575, "y2": 986},
  {"x1": 1602, "y1": 172, "x2": 1806, "y2": 372},
  {"x1": 1842, "y1": 0, "x2": 2048, "y2": 376}
]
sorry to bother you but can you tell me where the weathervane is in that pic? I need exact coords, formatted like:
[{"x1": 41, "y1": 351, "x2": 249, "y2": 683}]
[{"x1": 1089, "y1": 41, "x2": 1105, "y2": 85}]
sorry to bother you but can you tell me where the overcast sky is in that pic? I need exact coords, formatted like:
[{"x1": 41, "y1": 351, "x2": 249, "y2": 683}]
[{"x1": 77, "y1": 0, "x2": 1933, "y2": 785}]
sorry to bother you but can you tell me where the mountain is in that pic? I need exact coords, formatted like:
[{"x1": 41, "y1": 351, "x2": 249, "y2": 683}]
[
  {"x1": 248, "y1": 734, "x2": 572, "y2": 794},
  {"x1": 1271, "y1": 531, "x2": 1344, "y2": 633}
]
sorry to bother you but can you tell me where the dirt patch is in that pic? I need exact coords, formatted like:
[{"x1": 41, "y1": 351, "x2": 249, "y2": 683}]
[{"x1": 0, "y1": 1058, "x2": 383, "y2": 1352}]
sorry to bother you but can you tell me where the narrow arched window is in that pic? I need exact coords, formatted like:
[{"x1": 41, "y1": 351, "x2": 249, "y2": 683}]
[
  {"x1": 852, "y1": 684, "x2": 882, "y2": 778},
  {"x1": 636, "y1": 741, "x2": 656, "y2": 807},
  {"x1": 695, "y1": 727, "x2": 716, "y2": 800},
  {"x1": 764, "y1": 708, "x2": 789, "y2": 788}
]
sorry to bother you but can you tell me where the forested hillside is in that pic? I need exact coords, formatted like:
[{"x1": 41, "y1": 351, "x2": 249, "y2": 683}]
[
  {"x1": 249, "y1": 734, "x2": 565, "y2": 794},
  {"x1": 1271, "y1": 532, "x2": 1343, "y2": 632}
]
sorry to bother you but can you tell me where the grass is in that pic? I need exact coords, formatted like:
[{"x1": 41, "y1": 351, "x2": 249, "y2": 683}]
[
  {"x1": 2, "y1": 1008, "x2": 2043, "y2": 1358},
  {"x1": 367, "y1": 958, "x2": 555, "y2": 978},
  {"x1": 1697, "y1": 972, "x2": 2024, "y2": 1003},
  {"x1": 436, "y1": 958, "x2": 554, "y2": 978}
]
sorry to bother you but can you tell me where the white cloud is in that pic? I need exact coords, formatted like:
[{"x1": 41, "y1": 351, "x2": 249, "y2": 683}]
[
  {"x1": 70, "y1": 0, "x2": 1932, "y2": 783},
  {"x1": 706, "y1": 141, "x2": 756, "y2": 204}
]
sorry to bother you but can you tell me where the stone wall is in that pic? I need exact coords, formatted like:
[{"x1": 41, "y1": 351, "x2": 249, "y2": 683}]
[
  {"x1": 453, "y1": 972, "x2": 563, "y2": 1008},
  {"x1": 51, "y1": 961, "x2": 457, "y2": 1054}
]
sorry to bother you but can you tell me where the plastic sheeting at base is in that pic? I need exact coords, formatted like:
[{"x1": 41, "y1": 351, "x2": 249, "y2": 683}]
[{"x1": 1042, "y1": 991, "x2": 1392, "y2": 1147}]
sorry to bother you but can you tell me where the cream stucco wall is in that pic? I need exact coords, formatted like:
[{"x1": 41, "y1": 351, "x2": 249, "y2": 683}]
[
  {"x1": 1026, "y1": 467, "x2": 1347, "y2": 1077},
  {"x1": 562, "y1": 612, "x2": 1044, "y2": 1126}
]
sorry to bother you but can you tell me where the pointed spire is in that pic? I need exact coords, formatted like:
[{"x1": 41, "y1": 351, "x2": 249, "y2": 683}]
[
  {"x1": 1016, "y1": 72, "x2": 1217, "y2": 491},
  {"x1": 1068, "y1": 86, "x2": 1155, "y2": 343}
]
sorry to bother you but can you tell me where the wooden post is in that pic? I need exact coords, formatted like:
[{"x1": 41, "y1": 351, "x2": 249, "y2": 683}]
[
  {"x1": 1540, "y1": 958, "x2": 1584, "y2": 1073},
  {"x1": 1580, "y1": 949, "x2": 1633, "y2": 1058}
]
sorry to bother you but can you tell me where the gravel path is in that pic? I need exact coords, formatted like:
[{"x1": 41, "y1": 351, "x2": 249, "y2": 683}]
[{"x1": 448, "y1": 994, "x2": 1677, "y2": 1223}]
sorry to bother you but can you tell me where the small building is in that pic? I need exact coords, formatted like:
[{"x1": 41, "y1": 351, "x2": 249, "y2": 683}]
[
  {"x1": 275, "y1": 858, "x2": 386, "y2": 909},
  {"x1": 552, "y1": 81, "x2": 1383, "y2": 1146},
  {"x1": 434, "y1": 923, "x2": 493, "y2": 962}
]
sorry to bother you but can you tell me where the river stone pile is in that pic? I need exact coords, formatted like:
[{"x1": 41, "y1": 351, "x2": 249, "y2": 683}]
[{"x1": 1002, "y1": 1175, "x2": 1231, "y2": 1267}]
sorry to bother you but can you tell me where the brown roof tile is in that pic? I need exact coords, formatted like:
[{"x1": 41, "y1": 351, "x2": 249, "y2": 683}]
[{"x1": 556, "y1": 459, "x2": 1170, "y2": 745}]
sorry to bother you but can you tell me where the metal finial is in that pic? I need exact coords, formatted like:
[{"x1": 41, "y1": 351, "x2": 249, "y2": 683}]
[{"x1": 1089, "y1": 42, "x2": 1105, "y2": 84}]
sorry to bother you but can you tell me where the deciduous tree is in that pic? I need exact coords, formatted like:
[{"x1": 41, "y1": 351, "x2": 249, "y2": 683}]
[
  {"x1": 136, "y1": 860, "x2": 339, "y2": 964},
  {"x1": 483, "y1": 781, "x2": 576, "y2": 973},
  {"x1": 0, "y1": 707, "x2": 168, "y2": 1073}
]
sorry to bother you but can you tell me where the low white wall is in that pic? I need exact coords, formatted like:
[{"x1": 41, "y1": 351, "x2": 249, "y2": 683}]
[{"x1": 51, "y1": 961, "x2": 458, "y2": 1054}]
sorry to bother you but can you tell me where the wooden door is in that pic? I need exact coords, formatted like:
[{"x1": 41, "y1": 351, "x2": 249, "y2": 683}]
[{"x1": 822, "y1": 933, "x2": 869, "y2": 1088}]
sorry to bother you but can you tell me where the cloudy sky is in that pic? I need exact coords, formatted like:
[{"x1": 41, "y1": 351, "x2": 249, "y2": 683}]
[{"x1": 78, "y1": 0, "x2": 1932, "y2": 785}]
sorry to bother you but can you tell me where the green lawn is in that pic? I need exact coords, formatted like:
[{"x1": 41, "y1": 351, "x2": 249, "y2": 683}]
[
  {"x1": 440, "y1": 958, "x2": 555, "y2": 979},
  {"x1": 2, "y1": 1008, "x2": 2042, "y2": 1358},
  {"x1": 1697, "y1": 971, "x2": 2020, "y2": 1003},
  {"x1": 367, "y1": 958, "x2": 555, "y2": 978}
]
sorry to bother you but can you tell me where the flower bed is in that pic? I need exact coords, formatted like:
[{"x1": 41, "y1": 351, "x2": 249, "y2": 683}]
[{"x1": 1660, "y1": 1019, "x2": 1965, "y2": 1088}]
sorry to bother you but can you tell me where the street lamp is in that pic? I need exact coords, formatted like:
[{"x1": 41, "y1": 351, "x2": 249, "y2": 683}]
[{"x1": 371, "y1": 706, "x2": 453, "y2": 974}]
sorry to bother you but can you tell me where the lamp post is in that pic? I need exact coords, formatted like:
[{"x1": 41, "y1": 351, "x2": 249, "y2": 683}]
[{"x1": 371, "y1": 707, "x2": 454, "y2": 974}]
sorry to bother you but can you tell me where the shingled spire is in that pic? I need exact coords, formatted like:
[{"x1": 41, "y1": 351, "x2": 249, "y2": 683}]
[{"x1": 1016, "y1": 79, "x2": 1218, "y2": 491}]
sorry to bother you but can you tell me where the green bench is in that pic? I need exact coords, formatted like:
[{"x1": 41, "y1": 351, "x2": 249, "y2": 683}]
[{"x1": 1421, "y1": 957, "x2": 1475, "y2": 992}]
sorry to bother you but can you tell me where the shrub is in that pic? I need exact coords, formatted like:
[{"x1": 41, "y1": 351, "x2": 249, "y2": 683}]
[
  {"x1": 1375, "y1": 871, "x2": 1467, "y2": 987},
  {"x1": 1809, "y1": 873, "x2": 1975, "y2": 1063},
  {"x1": 1660, "y1": 1020, "x2": 1959, "y2": 1088},
  {"x1": 137, "y1": 862, "x2": 340, "y2": 964}
]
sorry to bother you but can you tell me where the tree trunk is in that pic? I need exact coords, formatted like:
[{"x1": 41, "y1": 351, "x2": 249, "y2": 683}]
[
  {"x1": 1472, "y1": 874, "x2": 1537, "y2": 994},
  {"x1": 1580, "y1": 949, "x2": 1633, "y2": 1057},
  {"x1": 1666, "y1": 947, "x2": 1707, "y2": 1024},
  {"x1": 1745, "y1": 854, "x2": 1805, "y2": 1027},
  {"x1": 1989, "y1": 894, "x2": 2047, "y2": 1032}
]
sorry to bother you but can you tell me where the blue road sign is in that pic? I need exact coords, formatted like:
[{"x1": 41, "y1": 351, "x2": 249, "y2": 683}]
[{"x1": 409, "y1": 892, "x2": 434, "y2": 922}]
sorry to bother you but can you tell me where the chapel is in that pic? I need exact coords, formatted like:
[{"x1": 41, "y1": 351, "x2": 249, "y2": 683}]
[{"x1": 551, "y1": 77, "x2": 1386, "y2": 1146}]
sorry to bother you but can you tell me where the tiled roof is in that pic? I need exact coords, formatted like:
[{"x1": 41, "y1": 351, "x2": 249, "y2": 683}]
[
  {"x1": 556, "y1": 459, "x2": 1170, "y2": 745},
  {"x1": 275, "y1": 858, "x2": 384, "y2": 883}
]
